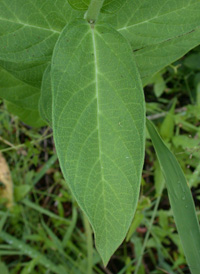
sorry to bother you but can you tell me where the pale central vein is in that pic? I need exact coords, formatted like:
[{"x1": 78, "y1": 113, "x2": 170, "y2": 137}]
[
  {"x1": 92, "y1": 28, "x2": 103, "y2": 169},
  {"x1": 91, "y1": 28, "x2": 106, "y2": 192}
]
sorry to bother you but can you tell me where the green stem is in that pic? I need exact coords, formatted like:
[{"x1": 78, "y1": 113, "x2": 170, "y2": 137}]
[
  {"x1": 83, "y1": 214, "x2": 93, "y2": 274},
  {"x1": 85, "y1": 0, "x2": 105, "y2": 23}
]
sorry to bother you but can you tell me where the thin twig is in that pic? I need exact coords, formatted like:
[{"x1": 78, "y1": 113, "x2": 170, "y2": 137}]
[
  {"x1": 147, "y1": 107, "x2": 187, "y2": 120},
  {"x1": 0, "y1": 133, "x2": 53, "y2": 153},
  {"x1": 0, "y1": 136, "x2": 15, "y2": 148}
]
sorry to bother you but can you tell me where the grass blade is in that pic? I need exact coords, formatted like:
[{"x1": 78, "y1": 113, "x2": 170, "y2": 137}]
[
  {"x1": 22, "y1": 199, "x2": 70, "y2": 224},
  {"x1": 146, "y1": 118, "x2": 200, "y2": 274},
  {"x1": 32, "y1": 154, "x2": 57, "y2": 186},
  {"x1": 0, "y1": 231, "x2": 65, "y2": 274}
]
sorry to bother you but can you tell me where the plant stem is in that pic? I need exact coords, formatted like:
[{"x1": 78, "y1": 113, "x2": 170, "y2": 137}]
[
  {"x1": 83, "y1": 213, "x2": 93, "y2": 274},
  {"x1": 0, "y1": 133, "x2": 53, "y2": 153},
  {"x1": 85, "y1": 0, "x2": 105, "y2": 23}
]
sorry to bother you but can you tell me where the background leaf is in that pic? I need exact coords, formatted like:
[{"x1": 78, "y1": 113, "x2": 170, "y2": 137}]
[
  {"x1": 51, "y1": 19, "x2": 145, "y2": 264},
  {"x1": 147, "y1": 118, "x2": 200, "y2": 274},
  {"x1": 68, "y1": 0, "x2": 90, "y2": 10},
  {"x1": 5, "y1": 101, "x2": 44, "y2": 128},
  {"x1": 68, "y1": 0, "x2": 125, "y2": 14},
  {"x1": 0, "y1": 0, "x2": 83, "y2": 86},
  {"x1": 100, "y1": 0, "x2": 200, "y2": 84},
  {"x1": 0, "y1": 66, "x2": 44, "y2": 127},
  {"x1": 184, "y1": 52, "x2": 200, "y2": 70},
  {"x1": 135, "y1": 29, "x2": 200, "y2": 85},
  {"x1": 103, "y1": 0, "x2": 200, "y2": 49}
]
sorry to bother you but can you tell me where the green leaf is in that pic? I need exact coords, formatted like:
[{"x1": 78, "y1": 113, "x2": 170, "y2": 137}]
[
  {"x1": 68, "y1": 0, "x2": 90, "y2": 10},
  {"x1": 14, "y1": 185, "x2": 32, "y2": 202},
  {"x1": 153, "y1": 72, "x2": 166, "y2": 98},
  {"x1": 51, "y1": 19, "x2": 145, "y2": 264},
  {"x1": 147, "y1": 119, "x2": 200, "y2": 274},
  {"x1": 0, "y1": 0, "x2": 80, "y2": 62},
  {"x1": 184, "y1": 53, "x2": 200, "y2": 70},
  {"x1": 6, "y1": 101, "x2": 45, "y2": 128},
  {"x1": 0, "y1": 0, "x2": 83, "y2": 85},
  {"x1": 101, "y1": 0, "x2": 126, "y2": 14},
  {"x1": 154, "y1": 160, "x2": 165, "y2": 197},
  {"x1": 100, "y1": 0, "x2": 200, "y2": 84},
  {"x1": 104, "y1": 0, "x2": 200, "y2": 49},
  {"x1": 39, "y1": 64, "x2": 52, "y2": 125},
  {"x1": 0, "y1": 66, "x2": 45, "y2": 127},
  {"x1": 160, "y1": 99, "x2": 176, "y2": 141},
  {"x1": 0, "y1": 60, "x2": 48, "y2": 88},
  {"x1": 0, "y1": 262, "x2": 9, "y2": 274},
  {"x1": 135, "y1": 29, "x2": 200, "y2": 85},
  {"x1": 68, "y1": 0, "x2": 125, "y2": 14}
]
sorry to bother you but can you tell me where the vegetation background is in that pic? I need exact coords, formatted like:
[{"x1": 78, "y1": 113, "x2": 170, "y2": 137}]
[{"x1": 0, "y1": 45, "x2": 200, "y2": 274}]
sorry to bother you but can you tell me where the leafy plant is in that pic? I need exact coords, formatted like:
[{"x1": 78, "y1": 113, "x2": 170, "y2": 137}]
[{"x1": 0, "y1": 0, "x2": 200, "y2": 270}]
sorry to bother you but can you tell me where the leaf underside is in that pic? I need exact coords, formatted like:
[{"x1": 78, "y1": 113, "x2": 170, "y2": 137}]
[{"x1": 51, "y1": 19, "x2": 145, "y2": 264}]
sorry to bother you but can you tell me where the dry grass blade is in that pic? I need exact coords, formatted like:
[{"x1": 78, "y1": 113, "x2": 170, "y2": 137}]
[
  {"x1": 0, "y1": 152, "x2": 13, "y2": 208},
  {"x1": 146, "y1": 118, "x2": 200, "y2": 274}
]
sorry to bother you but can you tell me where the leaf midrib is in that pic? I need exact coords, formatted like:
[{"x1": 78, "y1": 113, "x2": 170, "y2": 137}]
[
  {"x1": 91, "y1": 27, "x2": 105, "y2": 201},
  {"x1": 91, "y1": 27, "x2": 108, "y2": 247}
]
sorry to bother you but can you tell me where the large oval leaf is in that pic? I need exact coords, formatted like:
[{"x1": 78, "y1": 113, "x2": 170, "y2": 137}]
[{"x1": 51, "y1": 19, "x2": 145, "y2": 264}]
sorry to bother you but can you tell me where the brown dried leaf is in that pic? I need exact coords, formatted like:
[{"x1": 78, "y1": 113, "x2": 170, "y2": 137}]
[{"x1": 0, "y1": 152, "x2": 13, "y2": 208}]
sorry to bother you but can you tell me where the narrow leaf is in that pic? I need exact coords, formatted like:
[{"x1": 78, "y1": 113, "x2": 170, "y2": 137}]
[
  {"x1": 147, "y1": 118, "x2": 200, "y2": 274},
  {"x1": 52, "y1": 19, "x2": 145, "y2": 264}
]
